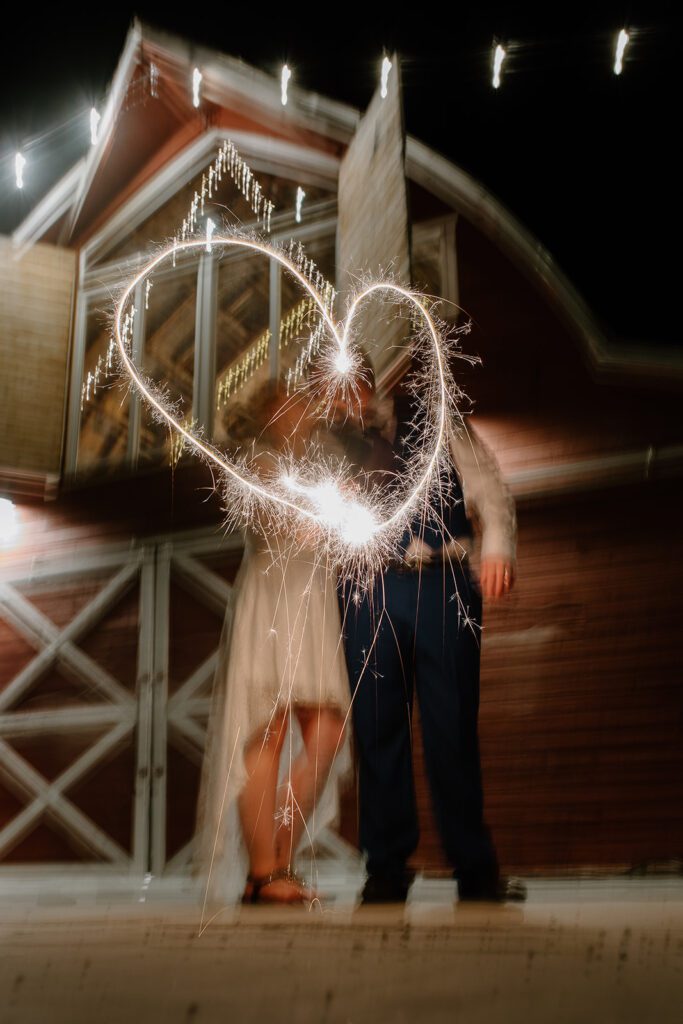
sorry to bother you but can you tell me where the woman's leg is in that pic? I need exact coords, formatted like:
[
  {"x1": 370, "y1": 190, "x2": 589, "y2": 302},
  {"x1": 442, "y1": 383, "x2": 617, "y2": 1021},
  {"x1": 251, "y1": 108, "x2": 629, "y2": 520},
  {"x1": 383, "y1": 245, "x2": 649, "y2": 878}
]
[
  {"x1": 275, "y1": 705, "x2": 346, "y2": 872},
  {"x1": 238, "y1": 710, "x2": 308, "y2": 900}
]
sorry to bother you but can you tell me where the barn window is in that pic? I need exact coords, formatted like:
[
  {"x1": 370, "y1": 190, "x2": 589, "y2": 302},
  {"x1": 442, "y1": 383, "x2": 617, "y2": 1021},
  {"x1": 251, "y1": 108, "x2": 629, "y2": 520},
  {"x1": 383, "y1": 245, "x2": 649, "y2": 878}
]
[{"x1": 69, "y1": 151, "x2": 338, "y2": 478}]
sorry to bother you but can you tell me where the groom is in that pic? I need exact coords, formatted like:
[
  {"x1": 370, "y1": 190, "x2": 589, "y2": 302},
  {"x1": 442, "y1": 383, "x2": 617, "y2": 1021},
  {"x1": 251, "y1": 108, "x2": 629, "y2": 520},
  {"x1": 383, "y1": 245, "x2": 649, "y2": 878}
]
[{"x1": 335, "y1": 377, "x2": 526, "y2": 905}]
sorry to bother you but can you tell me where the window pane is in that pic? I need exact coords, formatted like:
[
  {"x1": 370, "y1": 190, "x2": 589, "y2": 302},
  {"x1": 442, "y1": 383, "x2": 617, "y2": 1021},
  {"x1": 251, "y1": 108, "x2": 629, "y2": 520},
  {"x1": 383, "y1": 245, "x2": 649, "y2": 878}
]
[
  {"x1": 78, "y1": 300, "x2": 129, "y2": 475},
  {"x1": 138, "y1": 258, "x2": 198, "y2": 467},
  {"x1": 100, "y1": 168, "x2": 335, "y2": 265},
  {"x1": 213, "y1": 248, "x2": 271, "y2": 444},
  {"x1": 278, "y1": 231, "x2": 337, "y2": 389}
]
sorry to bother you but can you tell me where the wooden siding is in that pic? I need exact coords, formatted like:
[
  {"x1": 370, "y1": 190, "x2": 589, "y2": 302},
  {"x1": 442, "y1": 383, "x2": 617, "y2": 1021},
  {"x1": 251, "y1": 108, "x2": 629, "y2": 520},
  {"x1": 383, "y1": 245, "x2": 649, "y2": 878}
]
[
  {"x1": 0, "y1": 238, "x2": 75, "y2": 474},
  {"x1": 411, "y1": 476, "x2": 683, "y2": 873}
]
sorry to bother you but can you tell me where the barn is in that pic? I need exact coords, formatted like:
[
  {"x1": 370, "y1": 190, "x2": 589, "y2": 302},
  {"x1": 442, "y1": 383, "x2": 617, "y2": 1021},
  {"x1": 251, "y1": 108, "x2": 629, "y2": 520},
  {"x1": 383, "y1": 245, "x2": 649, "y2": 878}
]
[{"x1": 1, "y1": 17, "x2": 681, "y2": 896}]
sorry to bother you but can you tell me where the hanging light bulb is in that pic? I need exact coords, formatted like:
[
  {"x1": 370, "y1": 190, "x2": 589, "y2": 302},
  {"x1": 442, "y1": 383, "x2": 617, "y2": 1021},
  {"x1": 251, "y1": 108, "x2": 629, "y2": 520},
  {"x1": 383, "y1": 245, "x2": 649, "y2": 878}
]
[
  {"x1": 295, "y1": 187, "x2": 305, "y2": 223},
  {"x1": 492, "y1": 44, "x2": 506, "y2": 89},
  {"x1": 281, "y1": 64, "x2": 291, "y2": 106},
  {"x1": 380, "y1": 55, "x2": 392, "y2": 98},
  {"x1": 15, "y1": 152, "x2": 26, "y2": 189},
  {"x1": 614, "y1": 29, "x2": 630, "y2": 75},
  {"x1": 90, "y1": 107, "x2": 101, "y2": 146},
  {"x1": 192, "y1": 67, "x2": 202, "y2": 108}
]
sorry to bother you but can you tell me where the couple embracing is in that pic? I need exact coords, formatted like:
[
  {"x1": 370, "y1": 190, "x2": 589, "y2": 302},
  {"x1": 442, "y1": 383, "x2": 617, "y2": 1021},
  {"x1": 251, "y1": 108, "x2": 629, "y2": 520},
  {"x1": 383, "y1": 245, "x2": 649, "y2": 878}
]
[{"x1": 193, "y1": 364, "x2": 525, "y2": 908}]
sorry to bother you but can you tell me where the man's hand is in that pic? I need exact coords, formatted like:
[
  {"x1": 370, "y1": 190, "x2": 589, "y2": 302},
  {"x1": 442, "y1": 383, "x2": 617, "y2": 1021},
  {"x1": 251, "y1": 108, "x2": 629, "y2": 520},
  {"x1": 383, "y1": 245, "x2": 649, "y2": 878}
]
[
  {"x1": 404, "y1": 537, "x2": 435, "y2": 567},
  {"x1": 479, "y1": 558, "x2": 515, "y2": 600}
]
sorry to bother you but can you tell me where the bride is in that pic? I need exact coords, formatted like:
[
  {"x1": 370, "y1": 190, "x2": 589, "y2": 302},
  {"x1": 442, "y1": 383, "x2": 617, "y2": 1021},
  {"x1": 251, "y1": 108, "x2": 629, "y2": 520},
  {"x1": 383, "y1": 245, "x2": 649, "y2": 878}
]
[{"x1": 192, "y1": 379, "x2": 352, "y2": 907}]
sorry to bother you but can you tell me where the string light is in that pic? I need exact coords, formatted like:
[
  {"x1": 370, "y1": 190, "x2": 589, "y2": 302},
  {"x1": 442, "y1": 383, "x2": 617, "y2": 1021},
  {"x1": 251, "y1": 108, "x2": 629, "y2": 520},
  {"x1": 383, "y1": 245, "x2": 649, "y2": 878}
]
[
  {"x1": 90, "y1": 107, "x2": 101, "y2": 146},
  {"x1": 192, "y1": 67, "x2": 202, "y2": 108},
  {"x1": 492, "y1": 44, "x2": 506, "y2": 89},
  {"x1": 380, "y1": 56, "x2": 392, "y2": 99},
  {"x1": 614, "y1": 29, "x2": 630, "y2": 75},
  {"x1": 295, "y1": 186, "x2": 305, "y2": 223},
  {"x1": 81, "y1": 138, "x2": 286, "y2": 414},
  {"x1": 15, "y1": 152, "x2": 26, "y2": 189},
  {"x1": 150, "y1": 62, "x2": 159, "y2": 98},
  {"x1": 281, "y1": 65, "x2": 291, "y2": 106}
]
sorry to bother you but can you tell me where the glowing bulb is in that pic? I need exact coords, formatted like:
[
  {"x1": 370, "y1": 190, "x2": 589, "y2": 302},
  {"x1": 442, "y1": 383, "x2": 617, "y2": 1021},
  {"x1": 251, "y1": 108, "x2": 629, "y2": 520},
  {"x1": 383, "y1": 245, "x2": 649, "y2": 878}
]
[
  {"x1": 15, "y1": 152, "x2": 25, "y2": 189},
  {"x1": 0, "y1": 498, "x2": 19, "y2": 546},
  {"x1": 614, "y1": 29, "x2": 629, "y2": 75},
  {"x1": 90, "y1": 107, "x2": 101, "y2": 146},
  {"x1": 281, "y1": 65, "x2": 291, "y2": 106},
  {"x1": 295, "y1": 186, "x2": 305, "y2": 223},
  {"x1": 380, "y1": 56, "x2": 392, "y2": 98},
  {"x1": 192, "y1": 67, "x2": 202, "y2": 108},
  {"x1": 492, "y1": 44, "x2": 506, "y2": 89}
]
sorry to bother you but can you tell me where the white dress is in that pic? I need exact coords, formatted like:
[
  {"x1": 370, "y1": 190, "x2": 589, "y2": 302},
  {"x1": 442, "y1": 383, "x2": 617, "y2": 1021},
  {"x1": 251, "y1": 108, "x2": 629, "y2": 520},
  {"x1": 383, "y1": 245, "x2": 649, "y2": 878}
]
[{"x1": 192, "y1": 520, "x2": 353, "y2": 908}]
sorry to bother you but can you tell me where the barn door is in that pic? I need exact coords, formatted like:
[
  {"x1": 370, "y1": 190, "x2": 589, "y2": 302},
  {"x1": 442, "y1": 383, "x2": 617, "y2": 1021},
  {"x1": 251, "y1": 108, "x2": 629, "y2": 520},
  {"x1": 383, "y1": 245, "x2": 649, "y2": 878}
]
[
  {"x1": 146, "y1": 533, "x2": 242, "y2": 878},
  {"x1": 0, "y1": 546, "x2": 156, "y2": 877},
  {"x1": 0, "y1": 531, "x2": 241, "y2": 885},
  {"x1": 0, "y1": 528, "x2": 357, "y2": 889}
]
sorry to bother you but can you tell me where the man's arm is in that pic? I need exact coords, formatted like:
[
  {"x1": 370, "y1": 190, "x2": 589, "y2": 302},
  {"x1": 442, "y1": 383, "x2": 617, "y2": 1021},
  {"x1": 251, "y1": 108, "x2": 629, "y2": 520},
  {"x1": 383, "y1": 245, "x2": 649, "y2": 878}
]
[{"x1": 447, "y1": 419, "x2": 517, "y2": 599}]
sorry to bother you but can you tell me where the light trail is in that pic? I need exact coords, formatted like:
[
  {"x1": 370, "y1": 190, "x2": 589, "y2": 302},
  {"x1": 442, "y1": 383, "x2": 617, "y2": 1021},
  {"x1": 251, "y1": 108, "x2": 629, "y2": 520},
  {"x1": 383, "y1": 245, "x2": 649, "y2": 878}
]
[{"x1": 112, "y1": 232, "x2": 457, "y2": 573}]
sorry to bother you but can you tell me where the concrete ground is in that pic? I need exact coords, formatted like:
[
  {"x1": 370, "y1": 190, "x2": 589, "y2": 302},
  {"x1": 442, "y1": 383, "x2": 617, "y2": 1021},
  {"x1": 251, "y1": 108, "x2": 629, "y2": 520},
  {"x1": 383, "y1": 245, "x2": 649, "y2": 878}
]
[{"x1": 0, "y1": 875, "x2": 681, "y2": 1023}]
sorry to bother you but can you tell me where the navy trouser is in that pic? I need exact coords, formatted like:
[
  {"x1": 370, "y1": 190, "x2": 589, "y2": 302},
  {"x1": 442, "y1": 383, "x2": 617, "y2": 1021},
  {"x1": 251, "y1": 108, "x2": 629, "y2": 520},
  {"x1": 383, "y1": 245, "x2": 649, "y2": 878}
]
[{"x1": 340, "y1": 560, "x2": 498, "y2": 881}]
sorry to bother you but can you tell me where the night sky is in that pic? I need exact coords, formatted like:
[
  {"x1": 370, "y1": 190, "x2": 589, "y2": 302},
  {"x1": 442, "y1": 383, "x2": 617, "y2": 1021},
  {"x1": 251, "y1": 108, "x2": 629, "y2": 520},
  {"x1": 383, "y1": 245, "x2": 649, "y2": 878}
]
[{"x1": 1, "y1": 3, "x2": 680, "y2": 349}]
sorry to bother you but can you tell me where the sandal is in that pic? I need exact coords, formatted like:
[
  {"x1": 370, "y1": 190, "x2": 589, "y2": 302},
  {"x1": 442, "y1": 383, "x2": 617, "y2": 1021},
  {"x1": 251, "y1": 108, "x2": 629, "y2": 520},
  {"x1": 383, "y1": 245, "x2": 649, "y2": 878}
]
[{"x1": 241, "y1": 867, "x2": 312, "y2": 905}]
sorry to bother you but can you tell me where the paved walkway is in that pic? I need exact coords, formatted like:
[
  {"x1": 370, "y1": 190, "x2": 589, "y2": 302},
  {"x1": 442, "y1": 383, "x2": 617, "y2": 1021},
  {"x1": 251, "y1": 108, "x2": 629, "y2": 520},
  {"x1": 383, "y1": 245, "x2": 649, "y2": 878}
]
[{"x1": 0, "y1": 878, "x2": 681, "y2": 1023}]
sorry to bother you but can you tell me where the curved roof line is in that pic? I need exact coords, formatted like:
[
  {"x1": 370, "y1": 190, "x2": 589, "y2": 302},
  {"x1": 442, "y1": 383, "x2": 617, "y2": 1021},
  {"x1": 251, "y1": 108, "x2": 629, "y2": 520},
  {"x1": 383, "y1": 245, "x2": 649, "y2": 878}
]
[
  {"x1": 405, "y1": 137, "x2": 682, "y2": 380},
  {"x1": 12, "y1": 18, "x2": 681, "y2": 379}
]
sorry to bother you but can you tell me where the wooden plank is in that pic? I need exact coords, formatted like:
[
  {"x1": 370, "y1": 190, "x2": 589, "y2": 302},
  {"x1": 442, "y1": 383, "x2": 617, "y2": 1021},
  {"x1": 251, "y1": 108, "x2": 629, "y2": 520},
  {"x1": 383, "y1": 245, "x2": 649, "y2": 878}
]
[{"x1": 0, "y1": 238, "x2": 76, "y2": 473}]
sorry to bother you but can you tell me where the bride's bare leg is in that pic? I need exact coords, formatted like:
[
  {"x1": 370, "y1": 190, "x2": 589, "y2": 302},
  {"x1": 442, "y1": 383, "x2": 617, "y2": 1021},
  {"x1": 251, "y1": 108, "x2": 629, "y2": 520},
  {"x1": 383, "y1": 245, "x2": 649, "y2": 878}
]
[
  {"x1": 239, "y1": 710, "x2": 310, "y2": 902},
  {"x1": 238, "y1": 711, "x2": 287, "y2": 878},
  {"x1": 275, "y1": 706, "x2": 346, "y2": 873}
]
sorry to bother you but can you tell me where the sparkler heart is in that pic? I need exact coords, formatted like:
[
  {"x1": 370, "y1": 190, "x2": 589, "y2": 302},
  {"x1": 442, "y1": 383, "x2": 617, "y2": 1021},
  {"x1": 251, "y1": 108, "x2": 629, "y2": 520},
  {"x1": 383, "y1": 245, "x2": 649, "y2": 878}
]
[{"x1": 113, "y1": 234, "x2": 450, "y2": 559}]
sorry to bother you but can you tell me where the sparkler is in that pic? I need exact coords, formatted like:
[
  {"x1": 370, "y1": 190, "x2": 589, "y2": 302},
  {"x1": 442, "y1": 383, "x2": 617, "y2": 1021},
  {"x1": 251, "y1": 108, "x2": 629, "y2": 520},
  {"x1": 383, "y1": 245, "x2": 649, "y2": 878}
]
[{"x1": 110, "y1": 229, "x2": 470, "y2": 584}]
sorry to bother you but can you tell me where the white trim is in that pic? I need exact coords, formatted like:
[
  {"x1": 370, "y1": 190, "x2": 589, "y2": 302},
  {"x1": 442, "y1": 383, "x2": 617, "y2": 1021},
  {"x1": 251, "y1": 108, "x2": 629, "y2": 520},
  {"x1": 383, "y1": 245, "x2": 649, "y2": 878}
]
[
  {"x1": 150, "y1": 544, "x2": 171, "y2": 874},
  {"x1": 82, "y1": 129, "x2": 340, "y2": 269},
  {"x1": 64, "y1": 289, "x2": 88, "y2": 475},
  {"x1": 61, "y1": 23, "x2": 143, "y2": 245},
  {"x1": 0, "y1": 730, "x2": 131, "y2": 864},
  {"x1": 137, "y1": 18, "x2": 359, "y2": 142},
  {"x1": 0, "y1": 569, "x2": 140, "y2": 711},
  {"x1": 412, "y1": 213, "x2": 459, "y2": 314}
]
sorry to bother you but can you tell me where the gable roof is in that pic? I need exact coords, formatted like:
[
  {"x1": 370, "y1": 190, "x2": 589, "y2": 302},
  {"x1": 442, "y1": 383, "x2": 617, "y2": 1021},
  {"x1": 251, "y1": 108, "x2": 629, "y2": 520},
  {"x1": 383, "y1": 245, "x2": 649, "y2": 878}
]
[{"x1": 12, "y1": 17, "x2": 682, "y2": 381}]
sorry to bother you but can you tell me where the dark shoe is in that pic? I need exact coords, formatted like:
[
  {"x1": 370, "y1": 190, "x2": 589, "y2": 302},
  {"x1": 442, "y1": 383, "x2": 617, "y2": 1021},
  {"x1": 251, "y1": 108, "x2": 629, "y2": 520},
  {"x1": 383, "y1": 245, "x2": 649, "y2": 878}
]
[
  {"x1": 458, "y1": 873, "x2": 527, "y2": 903},
  {"x1": 360, "y1": 867, "x2": 416, "y2": 905}
]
